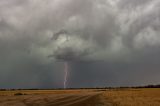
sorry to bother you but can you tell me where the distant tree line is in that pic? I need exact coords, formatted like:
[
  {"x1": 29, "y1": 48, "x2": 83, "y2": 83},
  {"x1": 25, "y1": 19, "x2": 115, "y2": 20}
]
[
  {"x1": 0, "y1": 84, "x2": 160, "y2": 91},
  {"x1": 133, "y1": 84, "x2": 160, "y2": 88}
]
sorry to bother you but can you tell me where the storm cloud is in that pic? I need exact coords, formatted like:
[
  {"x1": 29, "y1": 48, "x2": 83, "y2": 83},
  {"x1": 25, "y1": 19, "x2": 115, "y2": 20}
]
[{"x1": 0, "y1": 0, "x2": 160, "y2": 88}]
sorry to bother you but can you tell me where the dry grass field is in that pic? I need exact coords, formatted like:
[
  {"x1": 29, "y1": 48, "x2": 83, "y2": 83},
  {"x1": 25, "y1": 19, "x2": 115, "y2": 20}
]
[
  {"x1": 0, "y1": 88, "x2": 159, "y2": 106},
  {"x1": 0, "y1": 89, "x2": 104, "y2": 106},
  {"x1": 103, "y1": 88, "x2": 160, "y2": 106}
]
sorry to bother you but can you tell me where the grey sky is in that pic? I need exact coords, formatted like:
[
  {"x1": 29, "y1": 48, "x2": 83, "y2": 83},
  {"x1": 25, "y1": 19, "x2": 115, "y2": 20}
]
[{"x1": 0, "y1": 0, "x2": 160, "y2": 88}]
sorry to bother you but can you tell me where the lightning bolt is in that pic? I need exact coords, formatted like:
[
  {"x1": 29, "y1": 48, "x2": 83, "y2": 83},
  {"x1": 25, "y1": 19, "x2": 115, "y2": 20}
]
[{"x1": 64, "y1": 62, "x2": 68, "y2": 89}]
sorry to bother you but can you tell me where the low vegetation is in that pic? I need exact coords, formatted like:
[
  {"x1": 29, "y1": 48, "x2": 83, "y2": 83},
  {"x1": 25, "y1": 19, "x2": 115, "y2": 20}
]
[
  {"x1": 14, "y1": 92, "x2": 27, "y2": 96},
  {"x1": 103, "y1": 88, "x2": 160, "y2": 106},
  {"x1": 0, "y1": 88, "x2": 159, "y2": 106}
]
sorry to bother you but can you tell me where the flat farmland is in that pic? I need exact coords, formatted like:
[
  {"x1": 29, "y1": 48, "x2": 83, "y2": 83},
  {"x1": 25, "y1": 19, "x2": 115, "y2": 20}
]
[
  {"x1": 0, "y1": 88, "x2": 159, "y2": 106},
  {"x1": 0, "y1": 89, "x2": 105, "y2": 106},
  {"x1": 103, "y1": 88, "x2": 160, "y2": 106}
]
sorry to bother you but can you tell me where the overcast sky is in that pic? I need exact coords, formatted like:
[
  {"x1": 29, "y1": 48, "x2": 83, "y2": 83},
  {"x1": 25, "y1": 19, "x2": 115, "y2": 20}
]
[{"x1": 0, "y1": 0, "x2": 160, "y2": 88}]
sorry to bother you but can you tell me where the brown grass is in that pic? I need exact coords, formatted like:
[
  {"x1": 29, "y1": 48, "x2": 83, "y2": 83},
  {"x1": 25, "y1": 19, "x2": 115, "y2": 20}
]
[
  {"x1": 0, "y1": 88, "x2": 159, "y2": 106},
  {"x1": 0, "y1": 89, "x2": 93, "y2": 96},
  {"x1": 103, "y1": 88, "x2": 160, "y2": 106},
  {"x1": 0, "y1": 89, "x2": 103, "y2": 106}
]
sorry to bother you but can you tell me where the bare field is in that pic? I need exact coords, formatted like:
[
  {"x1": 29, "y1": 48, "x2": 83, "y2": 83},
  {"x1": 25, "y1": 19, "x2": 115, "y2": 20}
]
[{"x1": 0, "y1": 88, "x2": 159, "y2": 106}]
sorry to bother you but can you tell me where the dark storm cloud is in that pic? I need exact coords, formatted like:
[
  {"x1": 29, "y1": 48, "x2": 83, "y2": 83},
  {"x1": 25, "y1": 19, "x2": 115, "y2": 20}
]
[
  {"x1": 68, "y1": 61, "x2": 160, "y2": 88},
  {"x1": 52, "y1": 47, "x2": 91, "y2": 61},
  {"x1": 117, "y1": 0, "x2": 152, "y2": 8},
  {"x1": 0, "y1": 0, "x2": 160, "y2": 88}
]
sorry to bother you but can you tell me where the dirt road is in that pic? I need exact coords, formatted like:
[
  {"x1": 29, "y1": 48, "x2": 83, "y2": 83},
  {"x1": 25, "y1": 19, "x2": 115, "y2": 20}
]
[{"x1": 0, "y1": 91, "x2": 109, "y2": 106}]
